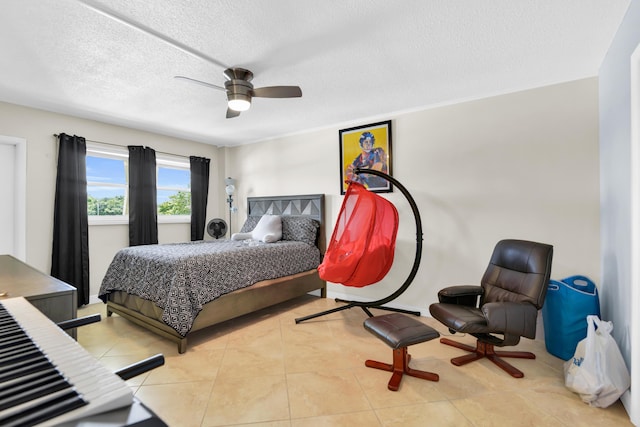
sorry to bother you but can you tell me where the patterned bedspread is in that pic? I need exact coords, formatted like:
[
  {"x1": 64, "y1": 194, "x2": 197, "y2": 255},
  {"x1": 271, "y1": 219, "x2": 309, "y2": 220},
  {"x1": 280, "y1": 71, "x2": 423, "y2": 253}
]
[{"x1": 99, "y1": 240, "x2": 321, "y2": 336}]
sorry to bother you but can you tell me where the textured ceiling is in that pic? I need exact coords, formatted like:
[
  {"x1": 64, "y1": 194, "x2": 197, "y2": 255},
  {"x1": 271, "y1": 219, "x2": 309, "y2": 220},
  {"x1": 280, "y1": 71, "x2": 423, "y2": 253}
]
[{"x1": 0, "y1": 0, "x2": 631, "y2": 147}]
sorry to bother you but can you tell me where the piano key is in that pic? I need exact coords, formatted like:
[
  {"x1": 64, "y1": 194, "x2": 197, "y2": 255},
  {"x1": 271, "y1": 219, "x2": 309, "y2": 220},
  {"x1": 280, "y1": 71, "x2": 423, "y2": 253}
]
[
  {"x1": 0, "y1": 347, "x2": 43, "y2": 366},
  {"x1": 0, "y1": 338, "x2": 31, "y2": 353},
  {"x1": 0, "y1": 298, "x2": 133, "y2": 426},
  {"x1": 0, "y1": 358, "x2": 53, "y2": 383},
  {"x1": 0, "y1": 375, "x2": 70, "y2": 411},
  {"x1": 0, "y1": 388, "x2": 88, "y2": 427},
  {"x1": 0, "y1": 368, "x2": 60, "y2": 396},
  {"x1": 0, "y1": 340, "x2": 36, "y2": 356},
  {"x1": 0, "y1": 326, "x2": 23, "y2": 338},
  {"x1": 0, "y1": 341, "x2": 39, "y2": 361},
  {"x1": 0, "y1": 351, "x2": 49, "y2": 373}
]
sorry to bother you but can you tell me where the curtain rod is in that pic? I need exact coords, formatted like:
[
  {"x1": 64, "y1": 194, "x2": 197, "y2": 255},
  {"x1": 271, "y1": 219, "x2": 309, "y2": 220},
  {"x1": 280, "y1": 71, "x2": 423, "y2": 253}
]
[{"x1": 53, "y1": 134, "x2": 188, "y2": 159}]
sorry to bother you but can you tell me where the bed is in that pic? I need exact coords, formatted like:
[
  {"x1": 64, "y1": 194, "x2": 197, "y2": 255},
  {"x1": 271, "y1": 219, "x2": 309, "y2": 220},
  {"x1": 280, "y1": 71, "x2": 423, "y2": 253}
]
[{"x1": 99, "y1": 194, "x2": 326, "y2": 353}]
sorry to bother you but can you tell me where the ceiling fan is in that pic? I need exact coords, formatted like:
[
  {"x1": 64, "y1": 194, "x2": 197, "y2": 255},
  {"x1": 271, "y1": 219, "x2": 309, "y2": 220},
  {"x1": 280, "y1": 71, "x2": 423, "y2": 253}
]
[
  {"x1": 78, "y1": 1, "x2": 302, "y2": 119},
  {"x1": 175, "y1": 68, "x2": 302, "y2": 118}
]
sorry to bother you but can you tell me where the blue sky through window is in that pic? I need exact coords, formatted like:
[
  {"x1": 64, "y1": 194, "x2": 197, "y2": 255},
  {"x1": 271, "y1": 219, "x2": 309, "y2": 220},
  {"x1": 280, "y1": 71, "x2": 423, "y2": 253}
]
[
  {"x1": 86, "y1": 157, "x2": 126, "y2": 184},
  {"x1": 157, "y1": 167, "x2": 190, "y2": 189},
  {"x1": 86, "y1": 156, "x2": 127, "y2": 199}
]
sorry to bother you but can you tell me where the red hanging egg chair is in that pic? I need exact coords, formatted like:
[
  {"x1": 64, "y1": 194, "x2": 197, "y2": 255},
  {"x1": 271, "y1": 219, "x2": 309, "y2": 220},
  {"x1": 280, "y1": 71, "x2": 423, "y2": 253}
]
[
  {"x1": 318, "y1": 181, "x2": 398, "y2": 288},
  {"x1": 296, "y1": 169, "x2": 423, "y2": 323}
]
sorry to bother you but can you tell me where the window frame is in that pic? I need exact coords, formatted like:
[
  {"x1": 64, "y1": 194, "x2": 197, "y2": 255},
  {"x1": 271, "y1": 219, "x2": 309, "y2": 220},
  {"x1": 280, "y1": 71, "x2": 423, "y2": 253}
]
[
  {"x1": 86, "y1": 144, "x2": 192, "y2": 226},
  {"x1": 156, "y1": 155, "x2": 191, "y2": 224}
]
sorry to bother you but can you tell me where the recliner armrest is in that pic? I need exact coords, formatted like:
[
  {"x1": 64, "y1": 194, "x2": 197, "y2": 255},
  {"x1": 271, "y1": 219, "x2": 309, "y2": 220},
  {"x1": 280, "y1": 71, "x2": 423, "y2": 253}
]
[
  {"x1": 437, "y1": 285, "x2": 483, "y2": 307},
  {"x1": 482, "y1": 302, "x2": 538, "y2": 339}
]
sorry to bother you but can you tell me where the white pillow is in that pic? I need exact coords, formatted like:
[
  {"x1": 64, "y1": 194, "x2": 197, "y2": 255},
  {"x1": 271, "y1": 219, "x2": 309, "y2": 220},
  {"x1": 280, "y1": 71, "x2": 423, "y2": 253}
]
[{"x1": 232, "y1": 215, "x2": 282, "y2": 243}]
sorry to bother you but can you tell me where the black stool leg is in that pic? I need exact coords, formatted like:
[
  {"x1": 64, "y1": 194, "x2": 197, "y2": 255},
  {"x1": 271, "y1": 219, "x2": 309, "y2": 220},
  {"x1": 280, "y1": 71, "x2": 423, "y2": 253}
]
[{"x1": 365, "y1": 347, "x2": 439, "y2": 391}]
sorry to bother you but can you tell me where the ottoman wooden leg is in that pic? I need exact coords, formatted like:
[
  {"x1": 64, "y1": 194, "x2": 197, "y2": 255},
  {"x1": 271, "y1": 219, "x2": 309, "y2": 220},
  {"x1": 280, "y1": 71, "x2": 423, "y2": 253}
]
[{"x1": 365, "y1": 347, "x2": 439, "y2": 391}]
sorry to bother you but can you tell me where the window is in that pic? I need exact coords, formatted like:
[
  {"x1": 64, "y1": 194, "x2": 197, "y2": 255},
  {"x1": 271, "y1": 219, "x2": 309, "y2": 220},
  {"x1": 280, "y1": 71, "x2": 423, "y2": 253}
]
[
  {"x1": 86, "y1": 145, "x2": 128, "y2": 224},
  {"x1": 156, "y1": 156, "x2": 191, "y2": 222},
  {"x1": 86, "y1": 144, "x2": 191, "y2": 224}
]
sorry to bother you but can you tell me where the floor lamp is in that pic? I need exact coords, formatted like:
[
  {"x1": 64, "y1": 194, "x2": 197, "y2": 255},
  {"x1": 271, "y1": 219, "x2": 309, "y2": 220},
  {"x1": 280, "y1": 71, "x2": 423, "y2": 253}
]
[{"x1": 225, "y1": 177, "x2": 236, "y2": 233}]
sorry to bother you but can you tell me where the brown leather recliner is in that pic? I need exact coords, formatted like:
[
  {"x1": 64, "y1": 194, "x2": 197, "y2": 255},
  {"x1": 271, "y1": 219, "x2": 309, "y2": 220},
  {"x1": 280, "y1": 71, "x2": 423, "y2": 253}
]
[{"x1": 429, "y1": 239, "x2": 553, "y2": 378}]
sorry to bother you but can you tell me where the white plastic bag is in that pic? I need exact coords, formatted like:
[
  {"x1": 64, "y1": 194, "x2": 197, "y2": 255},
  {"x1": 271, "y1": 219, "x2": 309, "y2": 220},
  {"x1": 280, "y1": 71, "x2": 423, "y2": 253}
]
[{"x1": 564, "y1": 315, "x2": 630, "y2": 408}]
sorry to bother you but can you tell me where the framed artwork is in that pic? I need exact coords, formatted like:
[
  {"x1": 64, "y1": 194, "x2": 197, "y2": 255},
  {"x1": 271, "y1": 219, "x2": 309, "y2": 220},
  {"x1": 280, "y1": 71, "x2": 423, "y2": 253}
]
[{"x1": 339, "y1": 120, "x2": 392, "y2": 194}]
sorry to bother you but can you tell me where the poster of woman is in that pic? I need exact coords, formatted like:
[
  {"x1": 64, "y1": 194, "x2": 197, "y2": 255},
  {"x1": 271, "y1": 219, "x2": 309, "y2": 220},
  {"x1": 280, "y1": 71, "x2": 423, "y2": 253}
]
[{"x1": 339, "y1": 120, "x2": 392, "y2": 194}]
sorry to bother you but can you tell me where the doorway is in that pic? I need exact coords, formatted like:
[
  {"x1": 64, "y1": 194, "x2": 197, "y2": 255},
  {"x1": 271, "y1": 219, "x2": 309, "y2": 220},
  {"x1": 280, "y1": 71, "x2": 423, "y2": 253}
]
[{"x1": 0, "y1": 135, "x2": 26, "y2": 260}]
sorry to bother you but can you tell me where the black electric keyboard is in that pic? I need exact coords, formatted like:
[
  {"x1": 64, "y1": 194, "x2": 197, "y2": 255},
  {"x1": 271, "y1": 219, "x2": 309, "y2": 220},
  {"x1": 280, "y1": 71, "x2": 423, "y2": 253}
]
[{"x1": 0, "y1": 297, "x2": 134, "y2": 427}]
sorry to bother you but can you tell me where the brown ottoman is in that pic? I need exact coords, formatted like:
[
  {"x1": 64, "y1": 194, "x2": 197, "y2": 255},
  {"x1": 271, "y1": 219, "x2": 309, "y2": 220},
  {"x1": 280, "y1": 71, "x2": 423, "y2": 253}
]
[{"x1": 364, "y1": 313, "x2": 440, "y2": 391}]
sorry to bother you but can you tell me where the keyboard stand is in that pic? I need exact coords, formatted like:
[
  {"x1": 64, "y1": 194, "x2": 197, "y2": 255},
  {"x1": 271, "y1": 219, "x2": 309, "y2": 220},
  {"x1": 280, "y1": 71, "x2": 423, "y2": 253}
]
[{"x1": 56, "y1": 398, "x2": 167, "y2": 427}]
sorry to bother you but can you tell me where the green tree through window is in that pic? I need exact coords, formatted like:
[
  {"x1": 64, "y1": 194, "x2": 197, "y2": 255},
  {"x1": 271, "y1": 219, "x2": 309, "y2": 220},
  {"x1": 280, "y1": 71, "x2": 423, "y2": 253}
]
[
  {"x1": 88, "y1": 195, "x2": 125, "y2": 215},
  {"x1": 158, "y1": 191, "x2": 191, "y2": 215}
]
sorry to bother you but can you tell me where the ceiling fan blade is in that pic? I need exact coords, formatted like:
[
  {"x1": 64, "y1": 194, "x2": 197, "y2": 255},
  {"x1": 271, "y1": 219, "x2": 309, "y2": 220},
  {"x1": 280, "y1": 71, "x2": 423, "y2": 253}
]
[
  {"x1": 226, "y1": 108, "x2": 241, "y2": 119},
  {"x1": 174, "y1": 76, "x2": 225, "y2": 91},
  {"x1": 252, "y1": 86, "x2": 302, "y2": 98}
]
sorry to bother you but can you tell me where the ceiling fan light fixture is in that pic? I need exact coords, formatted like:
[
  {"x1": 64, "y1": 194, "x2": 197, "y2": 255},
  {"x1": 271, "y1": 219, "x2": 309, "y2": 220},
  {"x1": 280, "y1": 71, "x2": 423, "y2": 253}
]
[
  {"x1": 227, "y1": 93, "x2": 251, "y2": 112},
  {"x1": 177, "y1": 67, "x2": 301, "y2": 117}
]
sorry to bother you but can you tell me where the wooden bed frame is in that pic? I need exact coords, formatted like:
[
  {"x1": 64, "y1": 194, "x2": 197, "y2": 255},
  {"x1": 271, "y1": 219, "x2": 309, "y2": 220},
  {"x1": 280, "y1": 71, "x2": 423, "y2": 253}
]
[{"x1": 105, "y1": 194, "x2": 326, "y2": 353}]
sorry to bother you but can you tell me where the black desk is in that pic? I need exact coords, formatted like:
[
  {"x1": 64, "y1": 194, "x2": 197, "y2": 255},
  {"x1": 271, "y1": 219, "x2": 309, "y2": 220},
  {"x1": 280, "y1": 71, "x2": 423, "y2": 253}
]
[{"x1": 0, "y1": 254, "x2": 77, "y2": 325}]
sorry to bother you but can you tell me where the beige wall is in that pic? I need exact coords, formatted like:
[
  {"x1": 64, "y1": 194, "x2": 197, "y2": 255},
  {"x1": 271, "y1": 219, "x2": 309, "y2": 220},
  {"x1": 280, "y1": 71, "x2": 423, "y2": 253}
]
[
  {"x1": 0, "y1": 77, "x2": 600, "y2": 311},
  {"x1": 227, "y1": 78, "x2": 601, "y2": 314},
  {"x1": 0, "y1": 101, "x2": 221, "y2": 297}
]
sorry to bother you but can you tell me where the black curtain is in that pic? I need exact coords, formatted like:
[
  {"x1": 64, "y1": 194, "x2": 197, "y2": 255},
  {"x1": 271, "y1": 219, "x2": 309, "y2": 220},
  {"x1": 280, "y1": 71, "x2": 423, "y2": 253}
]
[
  {"x1": 190, "y1": 156, "x2": 210, "y2": 241},
  {"x1": 51, "y1": 133, "x2": 89, "y2": 306},
  {"x1": 128, "y1": 146, "x2": 158, "y2": 246}
]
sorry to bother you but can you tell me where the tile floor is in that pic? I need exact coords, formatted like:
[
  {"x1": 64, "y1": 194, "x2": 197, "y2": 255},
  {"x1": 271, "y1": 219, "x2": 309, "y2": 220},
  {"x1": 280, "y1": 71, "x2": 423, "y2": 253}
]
[{"x1": 77, "y1": 296, "x2": 633, "y2": 426}]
